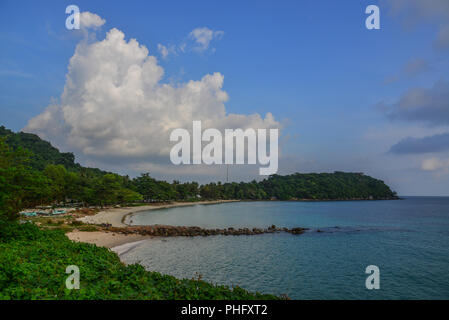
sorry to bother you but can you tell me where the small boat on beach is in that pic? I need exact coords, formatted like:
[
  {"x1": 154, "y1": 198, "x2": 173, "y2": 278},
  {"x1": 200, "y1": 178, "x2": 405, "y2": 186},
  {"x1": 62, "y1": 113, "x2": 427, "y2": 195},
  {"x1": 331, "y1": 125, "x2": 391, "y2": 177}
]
[
  {"x1": 52, "y1": 209, "x2": 66, "y2": 215},
  {"x1": 20, "y1": 211, "x2": 37, "y2": 217}
]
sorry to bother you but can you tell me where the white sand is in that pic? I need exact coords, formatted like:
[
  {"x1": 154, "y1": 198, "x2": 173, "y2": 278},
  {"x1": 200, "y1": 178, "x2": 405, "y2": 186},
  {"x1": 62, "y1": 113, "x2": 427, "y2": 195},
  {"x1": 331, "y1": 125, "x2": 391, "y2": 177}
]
[
  {"x1": 66, "y1": 231, "x2": 150, "y2": 248},
  {"x1": 77, "y1": 200, "x2": 238, "y2": 227},
  {"x1": 111, "y1": 239, "x2": 149, "y2": 256},
  {"x1": 69, "y1": 200, "x2": 238, "y2": 249}
]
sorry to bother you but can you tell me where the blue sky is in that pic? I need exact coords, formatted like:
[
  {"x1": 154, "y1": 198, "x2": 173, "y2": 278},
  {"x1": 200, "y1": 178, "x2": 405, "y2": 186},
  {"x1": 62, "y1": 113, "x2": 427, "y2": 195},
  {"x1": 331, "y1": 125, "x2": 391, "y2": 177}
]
[{"x1": 1, "y1": 0, "x2": 449, "y2": 195}]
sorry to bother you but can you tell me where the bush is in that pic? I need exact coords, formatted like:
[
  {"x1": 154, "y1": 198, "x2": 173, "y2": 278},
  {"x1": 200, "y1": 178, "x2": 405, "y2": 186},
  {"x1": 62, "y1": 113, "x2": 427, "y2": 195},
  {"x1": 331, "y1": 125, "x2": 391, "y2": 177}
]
[
  {"x1": 0, "y1": 221, "x2": 278, "y2": 300},
  {"x1": 0, "y1": 219, "x2": 53, "y2": 243}
]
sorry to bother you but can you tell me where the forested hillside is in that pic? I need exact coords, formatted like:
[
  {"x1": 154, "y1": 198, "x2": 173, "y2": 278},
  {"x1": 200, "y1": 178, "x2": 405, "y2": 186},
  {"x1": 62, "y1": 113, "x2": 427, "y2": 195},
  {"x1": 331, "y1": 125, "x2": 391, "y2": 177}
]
[
  {"x1": 199, "y1": 172, "x2": 397, "y2": 200},
  {"x1": 0, "y1": 126, "x2": 107, "y2": 177},
  {"x1": 0, "y1": 126, "x2": 397, "y2": 220}
]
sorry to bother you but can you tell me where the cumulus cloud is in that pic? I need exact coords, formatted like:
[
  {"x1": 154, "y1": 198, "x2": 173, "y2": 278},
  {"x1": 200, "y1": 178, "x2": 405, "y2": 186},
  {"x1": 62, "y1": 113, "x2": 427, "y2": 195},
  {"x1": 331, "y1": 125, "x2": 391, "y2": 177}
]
[
  {"x1": 389, "y1": 132, "x2": 449, "y2": 154},
  {"x1": 24, "y1": 25, "x2": 279, "y2": 176},
  {"x1": 80, "y1": 11, "x2": 106, "y2": 29},
  {"x1": 380, "y1": 80, "x2": 449, "y2": 126},
  {"x1": 421, "y1": 157, "x2": 449, "y2": 172},
  {"x1": 384, "y1": 0, "x2": 449, "y2": 50},
  {"x1": 188, "y1": 27, "x2": 224, "y2": 52}
]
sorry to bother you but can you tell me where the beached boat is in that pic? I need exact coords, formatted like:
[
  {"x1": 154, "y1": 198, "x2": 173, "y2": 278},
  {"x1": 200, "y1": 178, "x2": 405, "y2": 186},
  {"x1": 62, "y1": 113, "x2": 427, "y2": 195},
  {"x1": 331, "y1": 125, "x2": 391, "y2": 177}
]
[
  {"x1": 52, "y1": 209, "x2": 66, "y2": 215},
  {"x1": 20, "y1": 211, "x2": 37, "y2": 217}
]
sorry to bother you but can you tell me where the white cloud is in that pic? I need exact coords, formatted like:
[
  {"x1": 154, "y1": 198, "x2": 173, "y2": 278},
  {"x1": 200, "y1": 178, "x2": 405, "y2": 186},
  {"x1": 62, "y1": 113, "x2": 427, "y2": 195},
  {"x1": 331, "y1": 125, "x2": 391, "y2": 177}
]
[
  {"x1": 157, "y1": 27, "x2": 224, "y2": 59},
  {"x1": 188, "y1": 27, "x2": 224, "y2": 52},
  {"x1": 80, "y1": 11, "x2": 106, "y2": 29},
  {"x1": 24, "y1": 25, "x2": 279, "y2": 177},
  {"x1": 157, "y1": 43, "x2": 177, "y2": 59},
  {"x1": 157, "y1": 44, "x2": 169, "y2": 59},
  {"x1": 421, "y1": 157, "x2": 449, "y2": 171}
]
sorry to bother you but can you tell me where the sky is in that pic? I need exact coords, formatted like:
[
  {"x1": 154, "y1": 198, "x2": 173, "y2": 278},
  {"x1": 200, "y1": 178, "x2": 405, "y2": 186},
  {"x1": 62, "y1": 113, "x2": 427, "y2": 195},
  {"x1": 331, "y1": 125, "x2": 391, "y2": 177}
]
[{"x1": 1, "y1": 0, "x2": 449, "y2": 195}]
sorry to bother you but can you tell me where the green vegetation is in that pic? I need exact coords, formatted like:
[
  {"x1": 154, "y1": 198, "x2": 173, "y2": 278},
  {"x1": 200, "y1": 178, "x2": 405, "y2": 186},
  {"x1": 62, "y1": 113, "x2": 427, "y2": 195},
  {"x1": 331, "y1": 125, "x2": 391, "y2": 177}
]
[
  {"x1": 0, "y1": 125, "x2": 106, "y2": 176},
  {"x1": 0, "y1": 137, "x2": 52, "y2": 220},
  {"x1": 0, "y1": 221, "x2": 277, "y2": 299},
  {"x1": 0, "y1": 125, "x2": 397, "y2": 300},
  {"x1": 199, "y1": 172, "x2": 397, "y2": 200},
  {"x1": 0, "y1": 126, "x2": 397, "y2": 222},
  {"x1": 0, "y1": 133, "x2": 142, "y2": 214}
]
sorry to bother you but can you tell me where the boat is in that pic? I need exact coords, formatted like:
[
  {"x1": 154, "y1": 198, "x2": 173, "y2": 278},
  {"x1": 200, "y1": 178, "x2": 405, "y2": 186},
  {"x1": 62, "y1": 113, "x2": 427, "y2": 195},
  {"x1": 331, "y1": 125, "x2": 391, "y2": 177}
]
[
  {"x1": 20, "y1": 211, "x2": 37, "y2": 217},
  {"x1": 52, "y1": 209, "x2": 66, "y2": 215}
]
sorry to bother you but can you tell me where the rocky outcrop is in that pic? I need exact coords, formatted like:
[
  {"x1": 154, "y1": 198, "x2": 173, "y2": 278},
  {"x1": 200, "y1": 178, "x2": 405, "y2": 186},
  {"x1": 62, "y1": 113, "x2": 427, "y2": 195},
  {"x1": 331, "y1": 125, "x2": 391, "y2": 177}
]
[{"x1": 104, "y1": 224, "x2": 308, "y2": 237}]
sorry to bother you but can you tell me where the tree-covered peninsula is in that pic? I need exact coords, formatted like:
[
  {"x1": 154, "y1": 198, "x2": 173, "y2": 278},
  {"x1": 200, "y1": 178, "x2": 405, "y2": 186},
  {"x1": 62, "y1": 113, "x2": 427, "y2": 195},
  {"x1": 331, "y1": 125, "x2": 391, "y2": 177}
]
[{"x1": 0, "y1": 126, "x2": 397, "y2": 218}]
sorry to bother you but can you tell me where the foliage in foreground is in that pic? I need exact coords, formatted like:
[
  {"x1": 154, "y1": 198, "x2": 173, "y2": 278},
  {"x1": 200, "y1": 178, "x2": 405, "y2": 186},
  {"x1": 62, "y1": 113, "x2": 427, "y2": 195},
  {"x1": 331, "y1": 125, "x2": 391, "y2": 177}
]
[{"x1": 0, "y1": 221, "x2": 278, "y2": 300}]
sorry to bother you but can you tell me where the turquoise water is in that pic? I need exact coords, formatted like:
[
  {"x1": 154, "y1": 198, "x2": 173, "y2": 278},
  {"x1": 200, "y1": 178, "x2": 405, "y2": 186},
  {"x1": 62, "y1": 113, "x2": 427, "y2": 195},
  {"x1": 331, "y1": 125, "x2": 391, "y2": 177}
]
[{"x1": 121, "y1": 198, "x2": 449, "y2": 299}]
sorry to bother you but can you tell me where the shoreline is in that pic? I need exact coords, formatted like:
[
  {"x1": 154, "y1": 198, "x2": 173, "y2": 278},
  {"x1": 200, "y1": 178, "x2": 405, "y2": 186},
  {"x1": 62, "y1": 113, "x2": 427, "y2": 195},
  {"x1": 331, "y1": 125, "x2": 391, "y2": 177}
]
[
  {"x1": 66, "y1": 231, "x2": 152, "y2": 249},
  {"x1": 70, "y1": 200, "x2": 239, "y2": 249},
  {"x1": 78, "y1": 199, "x2": 239, "y2": 228},
  {"x1": 78, "y1": 197, "x2": 399, "y2": 230},
  {"x1": 69, "y1": 198, "x2": 395, "y2": 249}
]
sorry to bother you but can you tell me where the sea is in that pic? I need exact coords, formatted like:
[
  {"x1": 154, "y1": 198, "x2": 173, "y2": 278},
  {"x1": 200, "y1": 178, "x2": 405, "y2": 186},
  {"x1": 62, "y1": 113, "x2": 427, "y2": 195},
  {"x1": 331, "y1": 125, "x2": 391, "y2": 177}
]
[{"x1": 118, "y1": 197, "x2": 449, "y2": 299}]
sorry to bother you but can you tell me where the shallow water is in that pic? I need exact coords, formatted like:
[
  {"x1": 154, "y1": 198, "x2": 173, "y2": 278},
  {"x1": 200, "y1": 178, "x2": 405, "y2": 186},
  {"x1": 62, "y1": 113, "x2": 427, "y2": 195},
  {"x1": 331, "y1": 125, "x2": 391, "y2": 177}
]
[{"x1": 121, "y1": 197, "x2": 449, "y2": 299}]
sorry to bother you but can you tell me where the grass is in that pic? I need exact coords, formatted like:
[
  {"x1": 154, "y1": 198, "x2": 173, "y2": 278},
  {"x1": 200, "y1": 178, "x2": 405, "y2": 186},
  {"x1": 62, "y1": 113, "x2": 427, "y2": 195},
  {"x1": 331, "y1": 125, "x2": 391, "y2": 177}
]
[
  {"x1": 23, "y1": 213, "x2": 102, "y2": 233},
  {"x1": 0, "y1": 220, "x2": 279, "y2": 300}
]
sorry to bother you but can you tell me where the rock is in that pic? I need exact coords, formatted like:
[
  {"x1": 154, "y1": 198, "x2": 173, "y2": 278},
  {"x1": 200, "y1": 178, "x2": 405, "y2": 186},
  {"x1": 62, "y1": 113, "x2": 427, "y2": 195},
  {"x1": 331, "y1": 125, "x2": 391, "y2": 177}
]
[
  {"x1": 112, "y1": 224, "x2": 308, "y2": 238},
  {"x1": 290, "y1": 227, "x2": 306, "y2": 235}
]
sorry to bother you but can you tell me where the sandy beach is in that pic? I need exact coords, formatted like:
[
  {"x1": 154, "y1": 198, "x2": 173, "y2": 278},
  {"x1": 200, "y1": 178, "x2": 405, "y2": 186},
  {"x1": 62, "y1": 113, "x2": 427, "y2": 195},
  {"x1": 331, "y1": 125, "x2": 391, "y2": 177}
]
[
  {"x1": 66, "y1": 231, "x2": 151, "y2": 248},
  {"x1": 78, "y1": 200, "x2": 238, "y2": 228},
  {"x1": 69, "y1": 200, "x2": 238, "y2": 248}
]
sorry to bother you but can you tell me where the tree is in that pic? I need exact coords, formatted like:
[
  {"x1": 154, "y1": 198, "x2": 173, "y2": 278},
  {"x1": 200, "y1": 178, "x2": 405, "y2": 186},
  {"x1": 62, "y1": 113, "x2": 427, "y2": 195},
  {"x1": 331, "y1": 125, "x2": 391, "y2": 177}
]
[
  {"x1": 0, "y1": 138, "x2": 51, "y2": 220},
  {"x1": 44, "y1": 164, "x2": 69, "y2": 203},
  {"x1": 116, "y1": 188, "x2": 143, "y2": 204}
]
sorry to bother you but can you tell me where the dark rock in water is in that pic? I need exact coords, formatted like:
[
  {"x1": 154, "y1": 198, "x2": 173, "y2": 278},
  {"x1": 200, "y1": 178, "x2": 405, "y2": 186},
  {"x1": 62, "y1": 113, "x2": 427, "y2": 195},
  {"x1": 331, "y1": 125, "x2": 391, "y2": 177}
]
[
  {"x1": 107, "y1": 224, "x2": 311, "y2": 238},
  {"x1": 289, "y1": 227, "x2": 307, "y2": 235}
]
